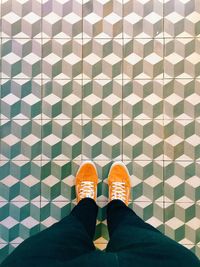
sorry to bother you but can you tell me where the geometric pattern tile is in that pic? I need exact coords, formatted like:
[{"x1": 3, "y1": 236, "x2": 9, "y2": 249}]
[
  {"x1": 164, "y1": 160, "x2": 200, "y2": 246},
  {"x1": 1, "y1": 0, "x2": 200, "y2": 263}
]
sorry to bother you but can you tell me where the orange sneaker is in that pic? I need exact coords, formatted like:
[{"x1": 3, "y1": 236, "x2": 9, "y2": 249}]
[
  {"x1": 108, "y1": 161, "x2": 131, "y2": 206},
  {"x1": 75, "y1": 161, "x2": 98, "y2": 203}
]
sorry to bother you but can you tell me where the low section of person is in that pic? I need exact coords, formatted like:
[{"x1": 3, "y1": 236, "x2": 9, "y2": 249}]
[{"x1": 1, "y1": 161, "x2": 199, "y2": 267}]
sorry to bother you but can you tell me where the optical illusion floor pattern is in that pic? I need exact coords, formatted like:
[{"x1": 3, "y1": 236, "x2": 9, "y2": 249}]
[{"x1": 0, "y1": 0, "x2": 200, "y2": 262}]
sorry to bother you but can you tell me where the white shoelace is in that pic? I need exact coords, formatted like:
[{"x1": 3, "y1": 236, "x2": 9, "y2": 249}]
[
  {"x1": 79, "y1": 181, "x2": 95, "y2": 199},
  {"x1": 110, "y1": 182, "x2": 126, "y2": 202}
]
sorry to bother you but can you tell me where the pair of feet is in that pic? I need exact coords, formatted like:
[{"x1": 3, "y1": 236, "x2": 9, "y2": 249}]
[{"x1": 75, "y1": 161, "x2": 131, "y2": 206}]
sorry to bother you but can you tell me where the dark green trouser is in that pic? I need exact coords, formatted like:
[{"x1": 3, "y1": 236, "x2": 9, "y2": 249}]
[{"x1": 1, "y1": 198, "x2": 199, "y2": 267}]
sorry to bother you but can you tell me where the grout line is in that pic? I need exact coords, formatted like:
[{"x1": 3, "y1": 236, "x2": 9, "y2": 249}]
[
  {"x1": 1, "y1": 1, "x2": 200, "y2": 253},
  {"x1": 162, "y1": 55, "x2": 165, "y2": 228},
  {"x1": 40, "y1": 0, "x2": 45, "y2": 227},
  {"x1": 81, "y1": 0, "x2": 83, "y2": 163},
  {"x1": 122, "y1": 0, "x2": 124, "y2": 162}
]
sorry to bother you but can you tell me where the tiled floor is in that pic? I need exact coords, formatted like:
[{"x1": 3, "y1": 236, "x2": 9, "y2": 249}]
[{"x1": 0, "y1": 0, "x2": 200, "y2": 262}]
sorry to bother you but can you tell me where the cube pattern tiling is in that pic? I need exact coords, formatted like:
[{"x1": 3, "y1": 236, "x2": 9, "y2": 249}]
[{"x1": 0, "y1": 0, "x2": 200, "y2": 262}]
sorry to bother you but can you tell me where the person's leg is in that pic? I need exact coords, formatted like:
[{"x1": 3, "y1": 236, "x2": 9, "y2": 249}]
[
  {"x1": 106, "y1": 199, "x2": 160, "y2": 246},
  {"x1": 0, "y1": 198, "x2": 98, "y2": 267},
  {"x1": 105, "y1": 199, "x2": 199, "y2": 266},
  {"x1": 105, "y1": 199, "x2": 164, "y2": 254},
  {"x1": 1, "y1": 160, "x2": 100, "y2": 267},
  {"x1": 105, "y1": 161, "x2": 199, "y2": 265}
]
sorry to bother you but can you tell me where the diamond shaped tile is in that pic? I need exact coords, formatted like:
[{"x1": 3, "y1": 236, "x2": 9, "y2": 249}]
[
  {"x1": 164, "y1": 38, "x2": 200, "y2": 78},
  {"x1": 164, "y1": 0, "x2": 200, "y2": 37},
  {"x1": 1, "y1": 0, "x2": 200, "y2": 260}
]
